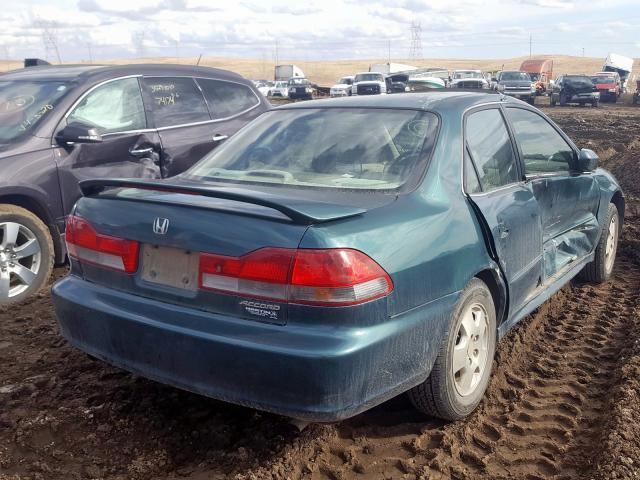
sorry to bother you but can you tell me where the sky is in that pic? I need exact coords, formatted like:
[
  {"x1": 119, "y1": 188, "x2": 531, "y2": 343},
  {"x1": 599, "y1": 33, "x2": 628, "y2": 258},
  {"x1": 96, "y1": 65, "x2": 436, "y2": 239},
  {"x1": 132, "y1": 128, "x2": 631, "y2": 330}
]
[{"x1": 0, "y1": 0, "x2": 639, "y2": 62}]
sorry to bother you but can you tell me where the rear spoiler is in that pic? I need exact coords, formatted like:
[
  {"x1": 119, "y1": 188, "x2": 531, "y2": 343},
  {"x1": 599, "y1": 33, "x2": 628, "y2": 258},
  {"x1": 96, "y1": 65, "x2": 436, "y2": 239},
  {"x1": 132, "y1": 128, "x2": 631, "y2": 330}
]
[{"x1": 79, "y1": 179, "x2": 366, "y2": 225}]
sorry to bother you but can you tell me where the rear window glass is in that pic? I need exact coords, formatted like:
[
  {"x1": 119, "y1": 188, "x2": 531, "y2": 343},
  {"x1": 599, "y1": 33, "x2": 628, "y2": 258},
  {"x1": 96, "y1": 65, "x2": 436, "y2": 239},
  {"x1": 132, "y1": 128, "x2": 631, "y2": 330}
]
[
  {"x1": 186, "y1": 108, "x2": 438, "y2": 191},
  {"x1": 197, "y1": 78, "x2": 259, "y2": 119},
  {"x1": 142, "y1": 77, "x2": 210, "y2": 128}
]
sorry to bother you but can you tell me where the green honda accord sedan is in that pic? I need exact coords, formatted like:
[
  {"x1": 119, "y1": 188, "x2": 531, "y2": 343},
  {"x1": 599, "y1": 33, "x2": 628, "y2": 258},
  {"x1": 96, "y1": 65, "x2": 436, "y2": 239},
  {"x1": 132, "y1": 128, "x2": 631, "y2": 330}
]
[{"x1": 52, "y1": 91, "x2": 623, "y2": 421}]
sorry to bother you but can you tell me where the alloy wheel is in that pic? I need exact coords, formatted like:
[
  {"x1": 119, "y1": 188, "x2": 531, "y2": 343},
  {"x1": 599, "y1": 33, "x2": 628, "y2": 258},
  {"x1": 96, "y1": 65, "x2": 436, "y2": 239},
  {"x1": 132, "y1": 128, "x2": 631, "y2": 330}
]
[
  {"x1": 605, "y1": 215, "x2": 618, "y2": 274},
  {"x1": 0, "y1": 222, "x2": 42, "y2": 299},
  {"x1": 452, "y1": 303, "x2": 490, "y2": 397}
]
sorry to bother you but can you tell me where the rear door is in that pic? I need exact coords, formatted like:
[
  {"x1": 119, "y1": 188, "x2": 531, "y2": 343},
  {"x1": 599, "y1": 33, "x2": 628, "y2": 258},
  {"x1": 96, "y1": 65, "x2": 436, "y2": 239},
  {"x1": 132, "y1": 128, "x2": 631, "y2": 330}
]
[
  {"x1": 141, "y1": 76, "x2": 263, "y2": 177},
  {"x1": 504, "y1": 106, "x2": 600, "y2": 279},
  {"x1": 141, "y1": 76, "x2": 215, "y2": 177},
  {"x1": 464, "y1": 106, "x2": 543, "y2": 314},
  {"x1": 55, "y1": 76, "x2": 163, "y2": 214}
]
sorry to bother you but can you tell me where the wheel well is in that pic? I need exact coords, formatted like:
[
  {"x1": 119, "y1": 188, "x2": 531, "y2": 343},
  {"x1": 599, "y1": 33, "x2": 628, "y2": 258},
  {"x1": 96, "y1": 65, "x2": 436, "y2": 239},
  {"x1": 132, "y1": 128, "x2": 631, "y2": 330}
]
[
  {"x1": 611, "y1": 191, "x2": 625, "y2": 228},
  {"x1": 475, "y1": 268, "x2": 508, "y2": 326}
]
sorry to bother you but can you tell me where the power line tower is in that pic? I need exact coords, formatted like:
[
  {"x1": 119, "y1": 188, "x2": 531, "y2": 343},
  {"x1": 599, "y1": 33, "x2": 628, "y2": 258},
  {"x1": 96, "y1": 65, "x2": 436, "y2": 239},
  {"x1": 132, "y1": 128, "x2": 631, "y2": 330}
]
[{"x1": 409, "y1": 21, "x2": 422, "y2": 60}]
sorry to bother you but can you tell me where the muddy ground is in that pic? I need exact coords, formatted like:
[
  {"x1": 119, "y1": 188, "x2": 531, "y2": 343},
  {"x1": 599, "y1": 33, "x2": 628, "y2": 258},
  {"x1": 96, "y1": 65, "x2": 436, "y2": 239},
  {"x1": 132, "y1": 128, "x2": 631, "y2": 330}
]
[{"x1": 1, "y1": 100, "x2": 640, "y2": 480}]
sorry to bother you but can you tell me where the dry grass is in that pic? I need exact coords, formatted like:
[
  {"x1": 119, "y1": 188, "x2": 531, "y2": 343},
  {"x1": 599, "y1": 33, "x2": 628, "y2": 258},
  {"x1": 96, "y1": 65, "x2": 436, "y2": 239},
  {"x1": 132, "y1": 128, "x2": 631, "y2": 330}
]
[{"x1": 1, "y1": 54, "x2": 638, "y2": 86}]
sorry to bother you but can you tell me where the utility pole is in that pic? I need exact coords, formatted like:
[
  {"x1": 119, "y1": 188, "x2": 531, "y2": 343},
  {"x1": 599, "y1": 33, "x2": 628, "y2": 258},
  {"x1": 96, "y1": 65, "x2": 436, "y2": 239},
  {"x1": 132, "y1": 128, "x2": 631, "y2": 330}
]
[
  {"x1": 409, "y1": 21, "x2": 422, "y2": 60},
  {"x1": 582, "y1": 47, "x2": 585, "y2": 57},
  {"x1": 87, "y1": 43, "x2": 93, "y2": 63},
  {"x1": 388, "y1": 39, "x2": 391, "y2": 63},
  {"x1": 529, "y1": 33, "x2": 532, "y2": 58},
  {"x1": 274, "y1": 38, "x2": 279, "y2": 66}
]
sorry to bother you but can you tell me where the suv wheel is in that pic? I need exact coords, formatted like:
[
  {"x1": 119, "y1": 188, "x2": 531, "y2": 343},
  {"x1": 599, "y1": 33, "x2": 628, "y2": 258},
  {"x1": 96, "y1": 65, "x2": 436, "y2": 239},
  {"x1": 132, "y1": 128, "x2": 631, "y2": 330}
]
[
  {"x1": 579, "y1": 203, "x2": 619, "y2": 283},
  {"x1": 592, "y1": 99, "x2": 599, "y2": 107},
  {"x1": 408, "y1": 278, "x2": 496, "y2": 420},
  {"x1": 0, "y1": 205, "x2": 54, "y2": 304}
]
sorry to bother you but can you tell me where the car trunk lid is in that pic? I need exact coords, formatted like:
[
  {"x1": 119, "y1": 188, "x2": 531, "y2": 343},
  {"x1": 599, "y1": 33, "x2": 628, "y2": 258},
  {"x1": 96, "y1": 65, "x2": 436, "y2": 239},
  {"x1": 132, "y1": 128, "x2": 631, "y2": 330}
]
[{"x1": 71, "y1": 179, "x2": 392, "y2": 324}]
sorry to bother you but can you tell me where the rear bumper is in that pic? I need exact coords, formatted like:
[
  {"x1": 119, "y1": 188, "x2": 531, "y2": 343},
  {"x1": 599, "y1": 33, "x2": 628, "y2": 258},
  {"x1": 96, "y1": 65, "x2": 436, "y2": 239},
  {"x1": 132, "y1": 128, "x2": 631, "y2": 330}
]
[{"x1": 52, "y1": 275, "x2": 456, "y2": 421}]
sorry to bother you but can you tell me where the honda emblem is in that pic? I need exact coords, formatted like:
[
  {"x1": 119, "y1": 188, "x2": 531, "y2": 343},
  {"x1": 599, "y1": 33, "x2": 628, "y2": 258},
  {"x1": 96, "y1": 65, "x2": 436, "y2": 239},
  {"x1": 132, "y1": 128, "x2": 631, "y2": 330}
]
[{"x1": 153, "y1": 217, "x2": 169, "y2": 235}]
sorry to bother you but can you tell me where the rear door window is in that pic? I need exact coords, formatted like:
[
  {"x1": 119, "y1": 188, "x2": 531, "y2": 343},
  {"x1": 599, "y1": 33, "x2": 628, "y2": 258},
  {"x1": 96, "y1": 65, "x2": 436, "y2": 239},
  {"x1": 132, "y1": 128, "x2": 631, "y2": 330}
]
[
  {"x1": 142, "y1": 77, "x2": 210, "y2": 128},
  {"x1": 67, "y1": 77, "x2": 146, "y2": 134},
  {"x1": 196, "y1": 78, "x2": 260, "y2": 119},
  {"x1": 465, "y1": 108, "x2": 519, "y2": 192}
]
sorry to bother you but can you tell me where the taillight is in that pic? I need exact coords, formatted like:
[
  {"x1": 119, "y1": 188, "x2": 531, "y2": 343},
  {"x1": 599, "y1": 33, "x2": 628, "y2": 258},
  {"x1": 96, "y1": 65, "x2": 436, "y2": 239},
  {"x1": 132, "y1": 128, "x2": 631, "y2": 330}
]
[
  {"x1": 199, "y1": 247, "x2": 392, "y2": 306},
  {"x1": 65, "y1": 215, "x2": 139, "y2": 273}
]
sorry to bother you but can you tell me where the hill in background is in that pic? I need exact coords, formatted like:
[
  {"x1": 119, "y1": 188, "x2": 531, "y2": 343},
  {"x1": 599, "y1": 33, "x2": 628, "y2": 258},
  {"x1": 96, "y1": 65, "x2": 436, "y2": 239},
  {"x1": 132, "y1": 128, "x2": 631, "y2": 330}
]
[{"x1": 1, "y1": 55, "x2": 638, "y2": 86}]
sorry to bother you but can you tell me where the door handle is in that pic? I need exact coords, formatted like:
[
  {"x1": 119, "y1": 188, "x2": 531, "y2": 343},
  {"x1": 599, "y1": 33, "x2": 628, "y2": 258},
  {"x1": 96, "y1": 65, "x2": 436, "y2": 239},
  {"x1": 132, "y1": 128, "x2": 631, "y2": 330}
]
[
  {"x1": 212, "y1": 134, "x2": 229, "y2": 142},
  {"x1": 129, "y1": 146, "x2": 154, "y2": 157}
]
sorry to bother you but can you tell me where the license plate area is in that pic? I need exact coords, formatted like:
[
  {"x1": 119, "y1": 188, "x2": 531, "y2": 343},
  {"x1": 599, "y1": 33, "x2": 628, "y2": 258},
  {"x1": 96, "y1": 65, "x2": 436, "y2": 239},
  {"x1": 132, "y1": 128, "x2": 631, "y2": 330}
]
[{"x1": 140, "y1": 244, "x2": 199, "y2": 291}]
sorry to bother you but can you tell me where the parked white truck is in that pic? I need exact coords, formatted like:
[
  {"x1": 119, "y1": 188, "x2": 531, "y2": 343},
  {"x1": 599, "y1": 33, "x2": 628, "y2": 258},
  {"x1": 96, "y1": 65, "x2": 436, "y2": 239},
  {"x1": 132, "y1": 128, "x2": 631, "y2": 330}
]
[
  {"x1": 274, "y1": 65, "x2": 305, "y2": 82},
  {"x1": 351, "y1": 72, "x2": 388, "y2": 95},
  {"x1": 602, "y1": 54, "x2": 633, "y2": 92}
]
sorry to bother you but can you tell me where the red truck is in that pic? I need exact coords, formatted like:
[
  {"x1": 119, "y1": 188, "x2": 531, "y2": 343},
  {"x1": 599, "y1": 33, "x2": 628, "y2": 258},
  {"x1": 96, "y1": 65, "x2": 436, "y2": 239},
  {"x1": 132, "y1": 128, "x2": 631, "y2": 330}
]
[{"x1": 591, "y1": 72, "x2": 621, "y2": 102}]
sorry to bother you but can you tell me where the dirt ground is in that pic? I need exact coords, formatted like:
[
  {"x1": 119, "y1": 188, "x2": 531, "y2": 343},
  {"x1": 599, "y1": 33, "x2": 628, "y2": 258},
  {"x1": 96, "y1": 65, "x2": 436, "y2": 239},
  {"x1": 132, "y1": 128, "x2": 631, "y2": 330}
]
[{"x1": 1, "y1": 100, "x2": 640, "y2": 480}]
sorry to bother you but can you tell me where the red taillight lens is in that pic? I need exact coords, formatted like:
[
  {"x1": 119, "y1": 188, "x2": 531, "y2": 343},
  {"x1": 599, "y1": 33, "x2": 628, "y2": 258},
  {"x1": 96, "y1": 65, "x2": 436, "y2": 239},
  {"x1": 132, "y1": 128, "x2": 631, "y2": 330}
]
[
  {"x1": 65, "y1": 215, "x2": 139, "y2": 273},
  {"x1": 289, "y1": 249, "x2": 393, "y2": 305},
  {"x1": 199, "y1": 248, "x2": 295, "y2": 301},
  {"x1": 199, "y1": 247, "x2": 393, "y2": 306}
]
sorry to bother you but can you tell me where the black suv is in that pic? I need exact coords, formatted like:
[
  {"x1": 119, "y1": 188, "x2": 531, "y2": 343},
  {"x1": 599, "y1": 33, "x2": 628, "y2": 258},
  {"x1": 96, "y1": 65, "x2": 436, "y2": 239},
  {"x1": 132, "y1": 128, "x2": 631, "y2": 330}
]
[
  {"x1": 551, "y1": 75, "x2": 600, "y2": 107},
  {"x1": 0, "y1": 64, "x2": 268, "y2": 303}
]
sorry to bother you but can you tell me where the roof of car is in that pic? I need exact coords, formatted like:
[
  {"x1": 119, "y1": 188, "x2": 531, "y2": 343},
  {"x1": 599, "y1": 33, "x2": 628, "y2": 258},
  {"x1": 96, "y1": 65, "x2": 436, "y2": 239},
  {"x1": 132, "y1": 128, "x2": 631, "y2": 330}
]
[
  {"x1": 0, "y1": 64, "x2": 245, "y2": 83},
  {"x1": 276, "y1": 91, "x2": 512, "y2": 112}
]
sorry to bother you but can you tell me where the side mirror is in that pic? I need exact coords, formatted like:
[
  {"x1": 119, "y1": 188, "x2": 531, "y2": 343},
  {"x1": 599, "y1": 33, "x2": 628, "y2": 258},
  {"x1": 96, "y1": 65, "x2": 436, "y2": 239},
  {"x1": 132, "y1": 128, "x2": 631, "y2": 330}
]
[
  {"x1": 577, "y1": 148, "x2": 599, "y2": 172},
  {"x1": 56, "y1": 122, "x2": 103, "y2": 145}
]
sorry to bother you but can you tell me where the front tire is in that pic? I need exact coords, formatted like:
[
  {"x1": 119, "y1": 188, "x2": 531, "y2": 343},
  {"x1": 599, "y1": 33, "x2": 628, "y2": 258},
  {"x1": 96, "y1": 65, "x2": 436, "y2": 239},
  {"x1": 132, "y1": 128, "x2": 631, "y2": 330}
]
[
  {"x1": 408, "y1": 278, "x2": 496, "y2": 421},
  {"x1": 0, "y1": 205, "x2": 54, "y2": 304},
  {"x1": 579, "y1": 203, "x2": 619, "y2": 283}
]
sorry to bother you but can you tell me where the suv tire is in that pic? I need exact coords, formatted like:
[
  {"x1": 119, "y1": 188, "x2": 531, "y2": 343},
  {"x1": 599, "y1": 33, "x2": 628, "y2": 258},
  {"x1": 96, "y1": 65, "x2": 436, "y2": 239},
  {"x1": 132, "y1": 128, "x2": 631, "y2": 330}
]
[{"x1": 0, "y1": 205, "x2": 54, "y2": 304}]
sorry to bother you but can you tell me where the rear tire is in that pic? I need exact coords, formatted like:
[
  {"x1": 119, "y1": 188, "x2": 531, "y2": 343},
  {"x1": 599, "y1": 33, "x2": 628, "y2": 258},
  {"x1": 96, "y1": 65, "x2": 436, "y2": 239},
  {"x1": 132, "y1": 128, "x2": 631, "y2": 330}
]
[
  {"x1": 408, "y1": 278, "x2": 496, "y2": 421},
  {"x1": 550, "y1": 96, "x2": 556, "y2": 106},
  {"x1": 579, "y1": 203, "x2": 619, "y2": 283},
  {"x1": 0, "y1": 205, "x2": 54, "y2": 304},
  {"x1": 592, "y1": 99, "x2": 599, "y2": 107}
]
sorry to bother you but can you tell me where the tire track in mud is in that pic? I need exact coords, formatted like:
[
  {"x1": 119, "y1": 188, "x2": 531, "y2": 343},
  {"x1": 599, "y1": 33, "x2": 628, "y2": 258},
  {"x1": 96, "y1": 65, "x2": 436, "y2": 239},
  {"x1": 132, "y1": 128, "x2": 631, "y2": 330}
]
[{"x1": 279, "y1": 247, "x2": 640, "y2": 480}]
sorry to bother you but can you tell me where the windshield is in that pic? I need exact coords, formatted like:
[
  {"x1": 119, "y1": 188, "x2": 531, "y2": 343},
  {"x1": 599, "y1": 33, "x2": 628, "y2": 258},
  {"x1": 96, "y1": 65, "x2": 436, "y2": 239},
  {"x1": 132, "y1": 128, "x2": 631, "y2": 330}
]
[
  {"x1": 0, "y1": 80, "x2": 70, "y2": 143},
  {"x1": 186, "y1": 108, "x2": 438, "y2": 191},
  {"x1": 288, "y1": 78, "x2": 310, "y2": 86},
  {"x1": 500, "y1": 72, "x2": 531, "y2": 82},
  {"x1": 355, "y1": 73, "x2": 383, "y2": 82},
  {"x1": 591, "y1": 76, "x2": 615, "y2": 84},
  {"x1": 453, "y1": 71, "x2": 482, "y2": 79},
  {"x1": 338, "y1": 77, "x2": 353, "y2": 85}
]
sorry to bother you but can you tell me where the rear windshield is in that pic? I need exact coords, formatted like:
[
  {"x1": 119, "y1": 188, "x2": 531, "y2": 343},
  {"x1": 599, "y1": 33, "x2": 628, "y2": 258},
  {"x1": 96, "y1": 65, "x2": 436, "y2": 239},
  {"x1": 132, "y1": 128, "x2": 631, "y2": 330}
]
[
  {"x1": 186, "y1": 108, "x2": 438, "y2": 192},
  {"x1": 565, "y1": 76, "x2": 593, "y2": 87},
  {"x1": 338, "y1": 77, "x2": 353, "y2": 85},
  {"x1": 0, "y1": 80, "x2": 71, "y2": 143}
]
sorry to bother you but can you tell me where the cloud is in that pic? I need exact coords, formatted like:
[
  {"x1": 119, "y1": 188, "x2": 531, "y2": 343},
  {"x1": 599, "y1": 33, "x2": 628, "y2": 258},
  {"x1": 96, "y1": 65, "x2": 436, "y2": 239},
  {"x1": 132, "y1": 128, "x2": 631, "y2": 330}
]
[{"x1": 516, "y1": 0, "x2": 574, "y2": 7}]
